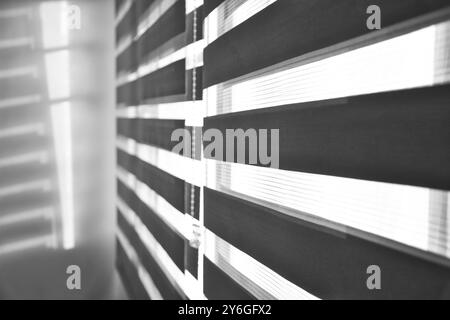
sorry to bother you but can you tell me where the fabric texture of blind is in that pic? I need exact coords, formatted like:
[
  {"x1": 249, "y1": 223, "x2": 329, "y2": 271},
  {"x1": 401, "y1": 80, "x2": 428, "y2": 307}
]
[{"x1": 115, "y1": 0, "x2": 450, "y2": 300}]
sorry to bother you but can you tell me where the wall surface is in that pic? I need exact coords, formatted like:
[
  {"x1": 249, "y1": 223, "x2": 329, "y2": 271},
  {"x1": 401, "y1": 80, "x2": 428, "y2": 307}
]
[{"x1": 0, "y1": 0, "x2": 125, "y2": 299}]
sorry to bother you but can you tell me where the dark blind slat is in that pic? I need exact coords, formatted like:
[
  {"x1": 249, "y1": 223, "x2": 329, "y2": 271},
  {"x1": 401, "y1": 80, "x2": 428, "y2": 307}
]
[
  {"x1": 204, "y1": 257, "x2": 256, "y2": 300},
  {"x1": 136, "y1": 0, "x2": 158, "y2": 20},
  {"x1": 140, "y1": 59, "x2": 186, "y2": 100},
  {"x1": 137, "y1": 0, "x2": 186, "y2": 60},
  {"x1": 117, "y1": 180, "x2": 185, "y2": 270},
  {"x1": 115, "y1": 0, "x2": 126, "y2": 15},
  {"x1": 116, "y1": 42, "x2": 138, "y2": 75},
  {"x1": 204, "y1": 0, "x2": 226, "y2": 17},
  {"x1": 204, "y1": 85, "x2": 450, "y2": 190},
  {"x1": 116, "y1": 1, "x2": 136, "y2": 43},
  {"x1": 116, "y1": 79, "x2": 138, "y2": 105},
  {"x1": 117, "y1": 118, "x2": 186, "y2": 152},
  {"x1": 137, "y1": 118, "x2": 185, "y2": 151},
  {"x1": 185, "y1": 243, "x2": 199, "y2": 278}
]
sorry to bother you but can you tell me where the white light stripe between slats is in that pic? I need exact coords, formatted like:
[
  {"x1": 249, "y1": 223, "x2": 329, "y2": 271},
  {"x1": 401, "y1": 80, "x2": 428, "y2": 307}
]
[
  {"x1": 116, "y1": 101, "x2": 204, "y2": 126},
  {"x1": 206, "y1": 160, "x2": 450, "y2": 259},
  {"x1": 186, "y1": 39, "x2": 205, "y2": 70},
  {"x1": 204, "y1": 0, "x2": 277, "y2": 45},
  {"x1": 116, "y1": 166, "x2": 192, "y2": 240}
]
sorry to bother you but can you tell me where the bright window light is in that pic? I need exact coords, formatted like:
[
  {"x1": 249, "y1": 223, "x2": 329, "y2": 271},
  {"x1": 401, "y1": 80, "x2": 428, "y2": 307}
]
[
  {"x1": 45, "y1": 50, "x2": 70, "y2": 100},
  {"x1": 135, "y1": 0, "x2": 178, "y2": 39},
  {"x1": 39, "y1": 1, "x2": 69, "y2": 49},
  {"x1": 51, "y1": 101, "x2": 74, "y2": 250}
]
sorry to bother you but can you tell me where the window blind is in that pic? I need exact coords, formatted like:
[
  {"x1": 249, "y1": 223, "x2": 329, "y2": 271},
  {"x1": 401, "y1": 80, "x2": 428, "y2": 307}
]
[
  {"x1": 115, "y1": 0, "x2": 205, "y2": 300},
  {"x1": 202, "y1": 0, "x2": 450, "y2": 300},
  {"x1": 116, "y1": 0, "x2": 450, "y2": 300}
]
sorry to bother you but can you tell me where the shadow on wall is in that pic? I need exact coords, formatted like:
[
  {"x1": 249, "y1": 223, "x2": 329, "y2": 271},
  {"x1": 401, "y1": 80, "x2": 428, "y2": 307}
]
[{"x1": 0, "y1": 0, "x2": 124, "y2": 299}]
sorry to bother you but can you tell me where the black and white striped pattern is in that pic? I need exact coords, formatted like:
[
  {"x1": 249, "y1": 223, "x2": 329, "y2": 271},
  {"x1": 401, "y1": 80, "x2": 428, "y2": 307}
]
[
  {"x1": 116, "y1": 0, "x2": 450, "y2": 300},
  {"x1": 115, "y1": 0, "x2": 205, "y2": 300}
]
